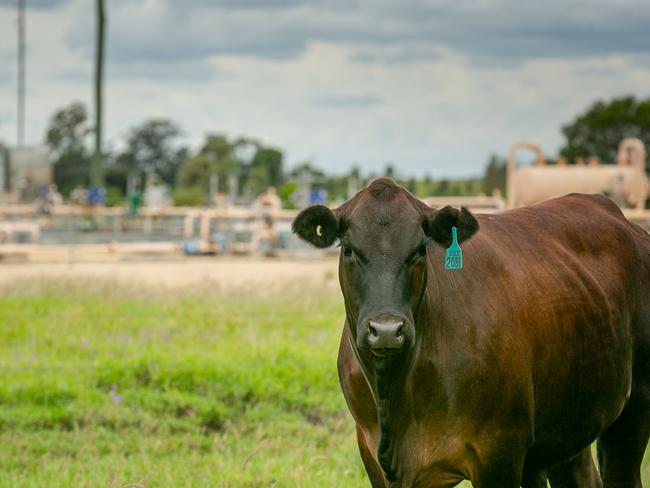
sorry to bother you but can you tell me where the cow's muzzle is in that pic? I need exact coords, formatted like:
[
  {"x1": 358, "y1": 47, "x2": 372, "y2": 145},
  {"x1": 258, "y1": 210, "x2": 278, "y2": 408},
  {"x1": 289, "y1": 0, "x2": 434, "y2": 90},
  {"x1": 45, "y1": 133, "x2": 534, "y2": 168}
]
[{"x1": 364, "y1": 313, "x2": 409, "y2": 355}]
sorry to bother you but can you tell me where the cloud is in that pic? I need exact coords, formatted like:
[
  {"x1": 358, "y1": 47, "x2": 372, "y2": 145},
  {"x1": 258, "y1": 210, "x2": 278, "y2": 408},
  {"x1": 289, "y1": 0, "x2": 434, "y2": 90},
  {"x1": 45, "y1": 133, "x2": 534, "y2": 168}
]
[
  {"x1": 350, "y1": 44, "x2": 444, "y2": 64},
  {"x1": 0, "y1": 0, "x2": 69, "y2": 9},
  {"x1": 2, "y1": 0, "x2": 650, "y2": 179},
  {"x1": 184, "y1": 0, "x2": 304, "y2": 9},
  {"x1": 60, "y1": 0, "x2": 650, "y2": 68},
  {"x1": 66, "y1": 1, "x2": 311, "y2": 63},
  {"x1": 0, "y1": 67, "x2": 9, "y2": 84},
  {"x1": 312, "y1": 94, "x2": 382, "y2": 108},
  {"x1": 107, "y1": 60, "x2": 221, "y2": 82},
  {"x1": 0, "y1": 50, "x2": 11, "y2": 84}
]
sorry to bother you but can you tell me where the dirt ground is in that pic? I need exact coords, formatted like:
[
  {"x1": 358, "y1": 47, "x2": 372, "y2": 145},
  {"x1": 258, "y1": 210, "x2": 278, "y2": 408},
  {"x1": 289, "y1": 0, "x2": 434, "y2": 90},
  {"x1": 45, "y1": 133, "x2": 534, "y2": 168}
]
[{"x1": 0, "y1": 256, "x2": 341, "y2": 292}]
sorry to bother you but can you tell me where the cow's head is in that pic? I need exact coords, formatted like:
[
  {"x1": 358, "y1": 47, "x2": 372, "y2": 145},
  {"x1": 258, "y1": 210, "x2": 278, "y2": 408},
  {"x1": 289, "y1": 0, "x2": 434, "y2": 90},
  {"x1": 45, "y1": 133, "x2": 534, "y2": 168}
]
[{"x1": 292, "y1": 178, "x2": 478, "y2": 360}]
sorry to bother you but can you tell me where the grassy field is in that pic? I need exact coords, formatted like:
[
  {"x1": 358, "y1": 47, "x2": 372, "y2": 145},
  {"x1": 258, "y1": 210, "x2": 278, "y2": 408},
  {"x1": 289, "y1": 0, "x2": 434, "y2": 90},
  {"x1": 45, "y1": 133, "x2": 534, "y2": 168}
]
[
  {"x1": 0, "y1": 275, "x2": 647, "y2": 487},
  {"x1": 0, "y1": 278, "x2": 366, "y2": 487}
]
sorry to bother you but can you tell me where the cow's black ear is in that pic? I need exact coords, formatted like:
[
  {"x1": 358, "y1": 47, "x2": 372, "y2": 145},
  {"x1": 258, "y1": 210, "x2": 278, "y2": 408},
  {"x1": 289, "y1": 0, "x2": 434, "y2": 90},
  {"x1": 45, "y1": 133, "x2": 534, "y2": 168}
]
[
  {"x1": 292, "y1": 205, "x2": 339, "y2": 248},
  {"x1": 425, "y1": 206, "x2": 479, "y2": 247}
]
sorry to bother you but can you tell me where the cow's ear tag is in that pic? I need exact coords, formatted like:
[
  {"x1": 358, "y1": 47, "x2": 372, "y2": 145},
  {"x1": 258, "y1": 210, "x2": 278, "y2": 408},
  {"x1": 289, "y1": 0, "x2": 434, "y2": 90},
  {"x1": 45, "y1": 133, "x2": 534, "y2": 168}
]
[{"x1": 445, "y1": 226, "x2": 463, "y2": 270}]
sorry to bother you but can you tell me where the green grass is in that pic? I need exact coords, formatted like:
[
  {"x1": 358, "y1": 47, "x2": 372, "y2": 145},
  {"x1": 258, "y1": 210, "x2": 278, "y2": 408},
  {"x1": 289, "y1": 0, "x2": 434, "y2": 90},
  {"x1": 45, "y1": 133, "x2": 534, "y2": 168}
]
[
  {"x1": 0, "y1": 279, "x2": 365, "y2": 487},
  {"x1": 0, "y1": 278, "x2": 647, "y2": 487}
]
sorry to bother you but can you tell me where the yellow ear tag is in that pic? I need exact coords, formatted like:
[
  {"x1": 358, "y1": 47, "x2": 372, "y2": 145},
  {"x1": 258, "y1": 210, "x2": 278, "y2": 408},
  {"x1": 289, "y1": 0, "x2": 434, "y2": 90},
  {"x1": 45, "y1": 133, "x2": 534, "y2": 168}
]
[{"x1": 316, "y1": 225, "x2": 323, "y2": 237}]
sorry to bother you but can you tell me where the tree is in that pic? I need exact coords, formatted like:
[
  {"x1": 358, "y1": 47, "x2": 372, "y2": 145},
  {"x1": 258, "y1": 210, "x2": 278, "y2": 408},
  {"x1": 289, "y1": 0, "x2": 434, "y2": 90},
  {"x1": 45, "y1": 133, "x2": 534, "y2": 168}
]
[
  {"x1": 174, "y1": 154, "x2": 212, "y2": 205},
  {"x1": 177, "y1": 134, "x2": 238, "y2": 185},
  {"x1": 421, "y1": 173, "x2": 433, "y2": 195},
  {"x1": 560, "y1": 96, "x2": 650, "y2": 169},
  {"x1": 289, "y1": 162, "x2": 325, "y2": 179},
  {"x1": 384, "y1": 164, "x2": 395, "y2": 179},
  {"x1": 406, "y1": 177, "x2": 417, "y2": 195},
  {"x1": 324, "y1": 174, "x2": 348, "y2": 202},
  {"x1": 175, "y1": 134, "x2": 246, "y2": 205},
  {"x1": 104, "y1": 156, "x2": 130, "y2": 196},
  {"x1": 277, "y1": 181, "x2": 299, "y2": 208},
  {"x1": 483, "y1": 154, "x2": 506, "y2": 196},
  {"x1": 52, "y1": 148, "x2": 92, "y2": 196},
  {"x1": 231, "y1": 137, "x2": 259, "y2": 197},
  {"x1": 437, "y1": 179, "x2": 449, "y2": 195},
  {"x1": 118, "y1": 119, "x2": 187, "y2": 186},
  {"x1": 46, "y1": 101, "x2": 89, "y2": 157},
  {"x1": 176, "y1": 154, "x2": 211, "y2": 191},
  {"x1": 44, "y1": 102, "x2": 92, "y2": 195},
  {"x1": 248, "y1": 147, "x2": 283, "y2": 196},
  {"x1": 204, "y1": 134, "x2": 244, "y2": 192}
]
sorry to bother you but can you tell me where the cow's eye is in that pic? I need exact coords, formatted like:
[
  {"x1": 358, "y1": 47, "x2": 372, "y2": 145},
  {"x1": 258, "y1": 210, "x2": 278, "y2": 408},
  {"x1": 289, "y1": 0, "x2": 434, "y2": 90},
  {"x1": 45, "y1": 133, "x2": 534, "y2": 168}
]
[{"x1": 418, "y1": 244, "x2": 427, "y2": 256}]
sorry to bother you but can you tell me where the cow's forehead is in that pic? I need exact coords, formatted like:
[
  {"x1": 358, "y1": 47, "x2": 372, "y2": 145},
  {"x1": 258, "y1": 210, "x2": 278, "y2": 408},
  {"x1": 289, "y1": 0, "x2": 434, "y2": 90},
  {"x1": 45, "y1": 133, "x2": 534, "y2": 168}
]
[{"x1": 346, "y1": 192, "x2": 423, "y2": 243}]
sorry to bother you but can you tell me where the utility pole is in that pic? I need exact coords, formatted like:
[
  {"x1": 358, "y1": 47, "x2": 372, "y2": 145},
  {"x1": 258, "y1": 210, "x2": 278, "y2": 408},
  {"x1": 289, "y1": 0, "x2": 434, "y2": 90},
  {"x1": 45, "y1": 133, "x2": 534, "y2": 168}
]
[
  {"x1": 90, "y1": 0, "x2": 105, "y2": 188},
  {"x1": 17, "y1": 0, "x2": 25, "y2": 147}
]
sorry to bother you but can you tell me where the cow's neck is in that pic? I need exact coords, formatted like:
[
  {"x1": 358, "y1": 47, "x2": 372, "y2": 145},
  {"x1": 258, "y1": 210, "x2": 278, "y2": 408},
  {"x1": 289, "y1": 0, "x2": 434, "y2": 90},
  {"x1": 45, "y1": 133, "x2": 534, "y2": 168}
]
[
  {"x1": 350, "y1": 305, "x2": 437, "y2": 480},
  {"x1": 374, "y1": 352, "x2": 415, "y2": 481},
  {"x1": 343, "y1": 344, "x2": 407, "y2": 481},
  {"x1": 351, "y1": 261, "x2": 451, "y2": 481}
]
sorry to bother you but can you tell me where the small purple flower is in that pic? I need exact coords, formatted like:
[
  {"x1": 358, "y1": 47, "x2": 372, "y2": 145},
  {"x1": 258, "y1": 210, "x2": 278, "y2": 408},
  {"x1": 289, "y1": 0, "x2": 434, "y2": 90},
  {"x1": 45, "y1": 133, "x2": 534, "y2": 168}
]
[{"x1": 109, "y1": 384, "x2": 122, "y2": 405}]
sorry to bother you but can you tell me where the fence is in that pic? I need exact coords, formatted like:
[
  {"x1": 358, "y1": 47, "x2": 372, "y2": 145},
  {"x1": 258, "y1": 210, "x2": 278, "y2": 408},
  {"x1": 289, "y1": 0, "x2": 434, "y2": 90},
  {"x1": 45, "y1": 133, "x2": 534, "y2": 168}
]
[
  {"x1": 0, "y1": 204, "x2": 323, "y2": 262},
  {"x1": 2, "y1": 193, "x2": 650, "y2": 263}
]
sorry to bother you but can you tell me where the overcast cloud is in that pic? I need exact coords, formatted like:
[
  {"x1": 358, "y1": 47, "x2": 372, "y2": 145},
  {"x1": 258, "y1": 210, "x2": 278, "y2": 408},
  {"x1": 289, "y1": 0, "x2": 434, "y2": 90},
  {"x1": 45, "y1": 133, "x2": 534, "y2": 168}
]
[{"x1": 1, "y1": 0, "x2": 649, "y2": 177}]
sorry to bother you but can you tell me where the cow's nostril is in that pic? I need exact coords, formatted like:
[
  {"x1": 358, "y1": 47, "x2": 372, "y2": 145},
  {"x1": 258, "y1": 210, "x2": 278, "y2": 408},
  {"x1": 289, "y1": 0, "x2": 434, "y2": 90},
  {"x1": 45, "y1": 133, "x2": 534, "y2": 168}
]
[
  {"x1": 395, "y1": 323, "x2": 404, "y2": 338},
  {"x1": 369, "y1": 323, "x2": 378, "y2": 337}
]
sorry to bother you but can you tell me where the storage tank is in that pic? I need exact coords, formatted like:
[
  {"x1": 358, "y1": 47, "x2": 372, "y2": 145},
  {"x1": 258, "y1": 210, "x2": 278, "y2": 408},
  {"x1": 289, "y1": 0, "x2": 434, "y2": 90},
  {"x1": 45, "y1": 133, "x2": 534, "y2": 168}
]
[{"x1": 506, "y1": 139, "x2": 648, "y2": 210}]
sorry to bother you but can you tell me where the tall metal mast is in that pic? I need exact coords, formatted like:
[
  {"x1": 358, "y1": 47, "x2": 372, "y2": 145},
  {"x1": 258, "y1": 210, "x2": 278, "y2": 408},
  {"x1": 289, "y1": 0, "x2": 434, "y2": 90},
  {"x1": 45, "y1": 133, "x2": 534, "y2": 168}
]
[
  {"x1": 17, "y1": 0, "x2": 25, "y2": 147},
  {"x1": 90, "y1": 0, "x2": 105, "y2": 187}
]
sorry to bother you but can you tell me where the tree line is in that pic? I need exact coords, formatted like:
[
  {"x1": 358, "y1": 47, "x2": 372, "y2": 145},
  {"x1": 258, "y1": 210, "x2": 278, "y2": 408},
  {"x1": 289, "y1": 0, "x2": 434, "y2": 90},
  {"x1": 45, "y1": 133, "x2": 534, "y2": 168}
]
[
  {"x1": 44, "y1": 102, "x2": 284, "y2": 205},
  {"x1": 38, "y1": 95, "x2": 650, "y2": 207}
]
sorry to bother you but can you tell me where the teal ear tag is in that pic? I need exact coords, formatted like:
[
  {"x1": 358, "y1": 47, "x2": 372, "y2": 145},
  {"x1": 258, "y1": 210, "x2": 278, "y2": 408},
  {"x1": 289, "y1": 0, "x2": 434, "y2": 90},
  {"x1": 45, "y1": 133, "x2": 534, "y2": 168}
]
[{"x1": 445, "y1": 226, "x2": 463, "y2": 270}]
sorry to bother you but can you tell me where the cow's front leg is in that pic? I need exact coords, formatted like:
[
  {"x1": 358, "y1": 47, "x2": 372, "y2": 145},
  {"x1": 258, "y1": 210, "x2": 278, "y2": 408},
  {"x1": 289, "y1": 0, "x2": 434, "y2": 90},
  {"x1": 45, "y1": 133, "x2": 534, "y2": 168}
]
[
  {"x1": 473, "y1": 464, "x2": 523, "y2": 488},
  {"x1": 472, "y1": 450, "x2": 527, "y2": 488},
  {"x1": 355, "y1": 424, "x2": 388, "y2": 488},
  {"x1": 548, "y1": 446, "x2": 603, "y2": 488},
  {"x1": 521, "y1": 468, "x2": 549, "y2": 488}
]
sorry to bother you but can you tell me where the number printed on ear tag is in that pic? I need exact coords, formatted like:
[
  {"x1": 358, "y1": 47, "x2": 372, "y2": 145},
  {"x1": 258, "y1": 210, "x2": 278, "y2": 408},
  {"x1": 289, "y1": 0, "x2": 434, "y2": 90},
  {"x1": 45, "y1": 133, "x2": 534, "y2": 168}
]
[{"x1": 445, "y1": 226, "x2": 463, "y2": 270}]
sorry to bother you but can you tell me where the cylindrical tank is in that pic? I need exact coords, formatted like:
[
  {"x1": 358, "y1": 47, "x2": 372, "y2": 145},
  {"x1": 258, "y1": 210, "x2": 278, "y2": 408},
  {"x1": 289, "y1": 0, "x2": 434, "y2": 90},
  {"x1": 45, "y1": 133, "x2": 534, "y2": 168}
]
[{"x1": 506, "y1": 139, "x2": 648, "y2": 210}]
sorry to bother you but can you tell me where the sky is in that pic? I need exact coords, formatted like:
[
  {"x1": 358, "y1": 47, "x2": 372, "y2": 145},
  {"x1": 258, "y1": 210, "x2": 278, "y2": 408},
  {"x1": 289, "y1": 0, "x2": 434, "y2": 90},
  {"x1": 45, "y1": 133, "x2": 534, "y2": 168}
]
[{"x1": 1, "y1": 0, "x2": 650, "y2": 178}]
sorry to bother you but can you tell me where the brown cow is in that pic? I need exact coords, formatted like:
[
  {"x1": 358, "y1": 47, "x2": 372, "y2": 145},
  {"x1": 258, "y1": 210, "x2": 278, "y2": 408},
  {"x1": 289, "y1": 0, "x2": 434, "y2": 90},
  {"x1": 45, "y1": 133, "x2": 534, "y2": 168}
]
[{"x1": 292, "y1": 178, "x2": 650, "y2": 488}]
